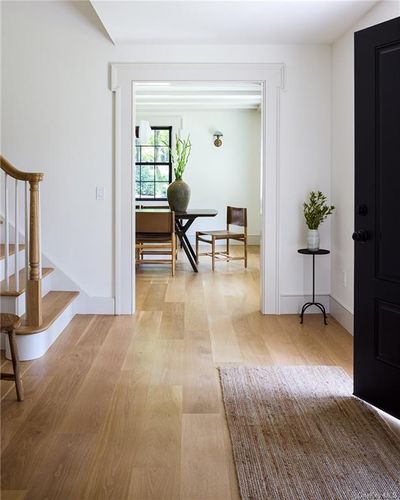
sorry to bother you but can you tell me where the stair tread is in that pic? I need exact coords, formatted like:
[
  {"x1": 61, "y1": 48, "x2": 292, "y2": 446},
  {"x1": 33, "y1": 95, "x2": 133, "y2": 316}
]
[
  {"x1": 16, "y1": 291, "x2": 79, "y2": 335},
  {"x1": 0, "y1": 244, "x2": 25, "y2": 260},
  {"x1": 0, "y1": 267, "x2": 54, "y2": 296}
]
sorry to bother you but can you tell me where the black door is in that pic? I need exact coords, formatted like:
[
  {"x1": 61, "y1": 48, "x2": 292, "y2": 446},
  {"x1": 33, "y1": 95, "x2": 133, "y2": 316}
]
[{"x1": 354, "y1": 16, "x2": 400, "y2": 419}]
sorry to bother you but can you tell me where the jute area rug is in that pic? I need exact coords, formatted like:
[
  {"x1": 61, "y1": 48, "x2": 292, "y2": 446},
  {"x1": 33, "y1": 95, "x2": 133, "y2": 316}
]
[{"x1": 219, "y1": 366, "x2": 400, "y2": 500}]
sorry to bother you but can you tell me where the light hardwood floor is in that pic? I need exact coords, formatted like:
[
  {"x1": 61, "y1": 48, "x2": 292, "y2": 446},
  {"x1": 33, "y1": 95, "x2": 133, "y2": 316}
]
[{"x1": 1, "y1": 246, "x2": 353, "y2": 499}]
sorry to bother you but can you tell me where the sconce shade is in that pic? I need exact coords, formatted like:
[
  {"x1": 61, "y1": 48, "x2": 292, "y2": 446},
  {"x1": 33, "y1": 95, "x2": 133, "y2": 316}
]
[
  {"x1": 139, "y1": 120, "x2": 152, "y2": 144},
  {"x1": 213, "y1": 131, "x2": 223, "y2": 148}
]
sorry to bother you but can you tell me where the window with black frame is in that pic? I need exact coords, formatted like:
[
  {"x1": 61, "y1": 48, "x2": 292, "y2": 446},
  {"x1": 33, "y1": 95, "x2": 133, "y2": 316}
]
[{"x1": 135, "y1": 126, "x2": 172, "y2": 200}]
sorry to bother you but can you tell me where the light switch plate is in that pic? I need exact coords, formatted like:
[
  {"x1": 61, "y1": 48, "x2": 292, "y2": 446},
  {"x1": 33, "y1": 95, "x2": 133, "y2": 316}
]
[{"x1": 96, "y1": 186, "x2": 105, "y2": 201}]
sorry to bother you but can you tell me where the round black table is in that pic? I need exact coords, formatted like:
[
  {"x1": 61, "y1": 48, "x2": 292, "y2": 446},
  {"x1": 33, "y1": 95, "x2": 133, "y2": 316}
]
[{"x1": 298, "y1": 248, "x2": 330, "y2": 325}]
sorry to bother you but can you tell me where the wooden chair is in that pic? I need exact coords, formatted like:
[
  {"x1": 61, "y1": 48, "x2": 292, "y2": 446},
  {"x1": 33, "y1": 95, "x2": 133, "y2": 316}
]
[
  {"x1": 0, "y1": 313, "x2": 24, "y2": 401},
  {"x1": 136, "y1": 210, "x2": 177, "y2": 276},
  {"x1": 196, "y1": 206, "x2": 248, "y2": 271}
]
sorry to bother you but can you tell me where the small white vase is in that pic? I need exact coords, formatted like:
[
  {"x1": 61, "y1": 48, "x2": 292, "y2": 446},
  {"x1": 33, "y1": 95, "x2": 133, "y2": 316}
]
[{"x1": 307, "y1": 229, "x2": 320, "y2": 251}]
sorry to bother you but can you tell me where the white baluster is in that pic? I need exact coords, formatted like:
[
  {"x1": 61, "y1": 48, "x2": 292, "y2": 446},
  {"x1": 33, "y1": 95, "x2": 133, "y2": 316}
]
[
  {"x1": 15, "y1": 179, "x2": 19, "y2": 290},
  {"x1": 25, "y1": 181, "x2": 29, "y2": 288},
  {"x1": 4, "y1": 173, "x2": 9, "y2": 289}
]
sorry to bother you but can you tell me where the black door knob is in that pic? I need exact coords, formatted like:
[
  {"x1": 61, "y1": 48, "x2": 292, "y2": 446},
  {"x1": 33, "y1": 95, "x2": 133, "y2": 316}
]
[{"x1": 352, "y1": 229, "x2": 370, "y2": 242}]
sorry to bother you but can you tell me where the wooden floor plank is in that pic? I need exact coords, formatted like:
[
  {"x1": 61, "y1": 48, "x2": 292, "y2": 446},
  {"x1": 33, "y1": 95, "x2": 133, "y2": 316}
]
[
  {"x1": 141, "y1": 283, "x2": 168, "y2": 311},
  {"x1": 21, "y1": 433, "x2": 97, "y2": 500},
  {"x1": 180, "y1": 414, "x2": 233, "y2": 500},
  {"x1": 59, "y1": 316, "x2": 135, "y2": 434},
  {"x1": 182, "y1": 330, "x2": 220, "y2": 414},
  {"x1": 1, "y1": 491, "x2": 28, "y2": 500},
  {"x1": 127, "y1": 385, "x2": 182, "y2": 499},
  {"x1": 160, "y1": 302, "x2": 185, "y2": 340},
  {"x1": 150, "y1": 340, "x2": 184, "y2": 386},
  {"x1": 165, "y1": 272, "x2": 186, "y2": 303},
  {"x1": 82, "y1": 370, "x2": 149, "y2": 500},
  {"x1": 209, "y1": 314, "x2": 243, "y2": 364},
  {"x1": 132, "y1": 310, "x2": 162, "y2": 341}
]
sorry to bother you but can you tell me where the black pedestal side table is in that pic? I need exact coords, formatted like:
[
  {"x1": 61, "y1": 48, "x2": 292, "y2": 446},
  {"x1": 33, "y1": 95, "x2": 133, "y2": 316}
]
[{"x1": 298, "y1": 248, "x2": 330, "y2": 325}]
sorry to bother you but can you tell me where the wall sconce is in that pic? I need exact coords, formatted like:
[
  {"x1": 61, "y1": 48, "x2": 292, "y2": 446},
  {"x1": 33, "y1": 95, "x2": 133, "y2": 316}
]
[
  {"x1": 213, "y1": 131, "x2": 223, "y2": 147},
  {"x1": 138, "y1": 120, "x2": 152, "y2": 144}
]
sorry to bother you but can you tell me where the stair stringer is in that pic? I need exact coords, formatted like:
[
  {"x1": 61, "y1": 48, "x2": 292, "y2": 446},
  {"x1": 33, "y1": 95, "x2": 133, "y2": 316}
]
[{"x1": 40, "y1": 254, "x2": 115, "y2": 314}]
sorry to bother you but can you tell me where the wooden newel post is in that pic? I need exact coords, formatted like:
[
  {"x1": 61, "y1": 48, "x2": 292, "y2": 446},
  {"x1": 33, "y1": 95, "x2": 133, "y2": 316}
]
[
  {"x1": 0, "y1": 156, "x2": 44, "y2": 327},
  {"x1": 26, "y1": 180, "x2": 42, "y2": 326}
]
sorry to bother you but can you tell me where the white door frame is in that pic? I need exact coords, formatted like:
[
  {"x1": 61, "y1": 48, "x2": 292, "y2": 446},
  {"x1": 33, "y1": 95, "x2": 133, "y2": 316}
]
[{"x1": 111, "y1": 63, "x2": 285, "y2": 315}]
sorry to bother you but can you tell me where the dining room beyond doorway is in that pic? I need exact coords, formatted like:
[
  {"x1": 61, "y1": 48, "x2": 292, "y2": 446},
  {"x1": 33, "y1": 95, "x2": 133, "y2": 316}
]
[{"x1": 133, "y1": 81, "x2": 263, "y2": 310}]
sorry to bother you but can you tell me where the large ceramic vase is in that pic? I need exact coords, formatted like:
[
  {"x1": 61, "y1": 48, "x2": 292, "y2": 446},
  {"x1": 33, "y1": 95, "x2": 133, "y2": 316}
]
[
  {"x1": 307, "y1": 229, "x2": 320, "y2": 251},
  {"x1": 167, "y1": 179, "x2": 191, "y2": 212}
]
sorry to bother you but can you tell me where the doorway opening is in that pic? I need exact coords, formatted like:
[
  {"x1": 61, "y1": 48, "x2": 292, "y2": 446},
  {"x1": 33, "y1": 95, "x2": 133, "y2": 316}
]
[{"x1": 134, "y1": 81, "x2": 263, "y2": 313}]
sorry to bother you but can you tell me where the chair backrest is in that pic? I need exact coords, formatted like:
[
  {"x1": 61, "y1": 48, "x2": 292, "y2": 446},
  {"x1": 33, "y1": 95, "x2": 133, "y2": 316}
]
[
  {"x1": 136, "y1": 205, "x2": 170, "y2": 210},
  {"x1": 227, "y1": 206, "x2": 247, "y2": 229},
  {"x1": 136, "y1": 210, "x2": 175, "y2": 234}
]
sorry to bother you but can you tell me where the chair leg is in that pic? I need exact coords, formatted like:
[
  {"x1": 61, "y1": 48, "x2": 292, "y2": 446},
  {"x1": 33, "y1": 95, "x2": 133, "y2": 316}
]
[
  {"x1": 135, "y1": 245, "x2": 140, "y2": 269},
  {"x1": 226, "y1": 238, "x2": 230, "y2": 262},
  {"x1": 212, "y1": 236, "x2": 215, "y2": 272},
  {"x1": 244, "y1": 237, "x2": 248, "y2": 269},
  {"x1": 196, "y1": 232, "x2": 199, "y2": 265},
  {"x1": 8, "y1": 330, "x2": 24, "y2": 402},
  {"x1": 172, "y1": 237, "x2": 176, "y2": 276}
]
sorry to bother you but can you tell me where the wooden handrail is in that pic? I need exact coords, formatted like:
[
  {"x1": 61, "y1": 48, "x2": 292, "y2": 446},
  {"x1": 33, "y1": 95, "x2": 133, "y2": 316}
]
[{"x1": 0, "y1": 155, "x2": 44, "y2": 183}]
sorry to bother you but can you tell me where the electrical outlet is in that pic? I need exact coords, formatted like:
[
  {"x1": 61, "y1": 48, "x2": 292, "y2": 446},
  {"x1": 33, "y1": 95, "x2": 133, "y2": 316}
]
[{"x1": 96, "y1": 186, "x2": 105, "y2": 201}]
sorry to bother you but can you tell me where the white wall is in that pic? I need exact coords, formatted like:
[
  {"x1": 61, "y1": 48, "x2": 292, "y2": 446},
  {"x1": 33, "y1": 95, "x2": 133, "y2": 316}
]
[
  {"x1": 1, "y1": 1, "x2": 332, "y2": 309},
  {"x1": 137, "y1": 110, "x2": 261, "y2": 244},
  {"x1": 331, "y1": 0, "x2": 400, "y2": 320}
]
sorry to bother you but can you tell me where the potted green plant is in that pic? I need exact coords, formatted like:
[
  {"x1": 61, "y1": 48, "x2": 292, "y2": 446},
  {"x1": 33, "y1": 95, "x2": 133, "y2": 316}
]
[
  {"x1": 167, "y1": 134, "x2": 192, "y2": 212},
  {"x1": 303, "y1": 191, "x2": 335, "y2": 250}
]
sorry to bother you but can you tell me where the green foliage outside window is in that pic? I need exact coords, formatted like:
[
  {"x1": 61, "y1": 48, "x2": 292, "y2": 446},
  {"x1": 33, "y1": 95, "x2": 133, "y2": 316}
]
[{"x1": 135, "y1": 127, "x2": 172, "y2": 200}]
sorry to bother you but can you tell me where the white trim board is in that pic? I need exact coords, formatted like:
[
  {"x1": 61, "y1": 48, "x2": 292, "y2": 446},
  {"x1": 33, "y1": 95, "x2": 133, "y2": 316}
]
[
  {"x1": 330, "y1": 296, "x2": 354, "y2": 335},
  {"x1": 279, "y1": 294, "x2": 330, "y2": 315},
  {"x1": 111, "y1": 62, "x2": 285, "y2": 315},
  {"x1": 280, "y1": 293, "x2": 354, "y2": 336}
]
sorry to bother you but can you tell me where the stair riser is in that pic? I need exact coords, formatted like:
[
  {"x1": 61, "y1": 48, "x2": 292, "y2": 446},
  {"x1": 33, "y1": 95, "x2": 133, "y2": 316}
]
[
  {"x1": 0, "y1": 273, "x2": 53, "y2": 315},
  {"x1": 2, "y1": 300, "x2": 77, "y2": 361},
  {"x1": 0, "y1": 250, "x2": 26, "y2": 281}
]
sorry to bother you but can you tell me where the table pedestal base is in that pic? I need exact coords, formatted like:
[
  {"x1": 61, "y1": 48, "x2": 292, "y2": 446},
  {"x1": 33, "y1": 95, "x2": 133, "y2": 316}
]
[{"x1": 300, "y1": 302, "x2": 327, "y2": 325}]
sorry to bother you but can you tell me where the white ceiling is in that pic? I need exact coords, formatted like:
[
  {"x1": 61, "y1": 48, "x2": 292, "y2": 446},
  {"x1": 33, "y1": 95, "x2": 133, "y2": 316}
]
[
  {"x1": 135, "y1": 82, "x2": 262, "y2": 110},
  {"x1": 90, "y1": 0, "x2": 378, "y2": 45}
]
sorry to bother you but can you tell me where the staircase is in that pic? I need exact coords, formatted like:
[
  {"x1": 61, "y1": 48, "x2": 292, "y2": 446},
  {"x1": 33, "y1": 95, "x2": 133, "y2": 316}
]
[{"x1": 1, "y1": 156, "x2": 79, "y2": 360}]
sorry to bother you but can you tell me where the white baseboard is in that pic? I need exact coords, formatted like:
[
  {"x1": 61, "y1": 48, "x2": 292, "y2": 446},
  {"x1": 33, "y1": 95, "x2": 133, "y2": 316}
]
[
  {"x1": 279, "y1": 294, "x2": 330, "y2": 314},
  {"x1": 76, "y1": 295, "x2": 115, "y2": 314},
  {"x1": 329, "y1": 296, "x2": 353, "y2": 335}
]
